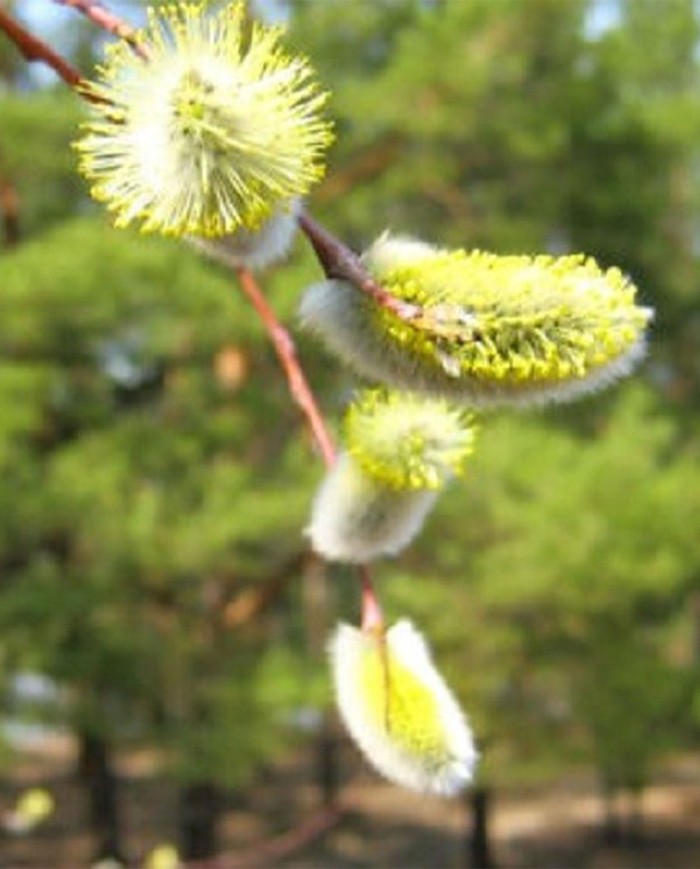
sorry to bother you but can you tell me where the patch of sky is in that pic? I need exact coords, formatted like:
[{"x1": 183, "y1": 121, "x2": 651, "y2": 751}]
[{"x1": 584, "y1": 0, "x2": 622, "y2": 40}]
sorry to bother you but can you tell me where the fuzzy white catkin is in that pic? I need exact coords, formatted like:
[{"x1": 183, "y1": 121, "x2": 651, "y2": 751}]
[
  {"x1": 300, "y1": 278, "x2": 649, "y2": 407},
  {"x1": 299, "y1": 234, "x2": 654, "y2": 408},
  {"x1": 306, "y1": 453, "x2": 438, "y2": 563},
  {"x1": 330, "y1": 620, "x2": 478, "y2": 795},
  {"x1": 75, "y1": 3, "x2": 332, "y2": 237}
]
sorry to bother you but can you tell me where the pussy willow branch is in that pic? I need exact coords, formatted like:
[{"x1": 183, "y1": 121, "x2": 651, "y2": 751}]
[
  {"x1": 298, "y1": 212, "x2": 475, "y2": 339},
  {"x1": 233, "y1": 272, "x2": 385, "y2": 658},
  {"x1": 0, "y1": 5, "x2": 441, "y2": 336},
  {"x1": 0, "y1": 7, "x2": 84, "y2": 90},
  {"x1": 297, "y1": 211, "x2": 423, "y2": 323},
  {"x1": 53, "y1": 0, "x2": 150, "y2": 60},
  {"x1": 0, "y1": 0, "x2": 385, "y2": 626},
  {"x1": 235, "y1": 267, "x2": 337, "y2": 468},
  {"x1": 233, "y1": 271, "x2": 383, "y2": 626}
]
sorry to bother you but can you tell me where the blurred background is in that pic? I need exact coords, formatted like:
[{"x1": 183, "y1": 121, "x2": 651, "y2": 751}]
[{"x1": 1, "y1": 0, "x2": 700, "y2": 866}]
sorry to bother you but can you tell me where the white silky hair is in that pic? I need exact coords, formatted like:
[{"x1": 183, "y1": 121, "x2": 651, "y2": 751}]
[
  {"x1": 329, "y1": 620, "x2": 478, "y2": 795},
  {"x1": 299, "y1": 278, "x2": 650, "y2": 408},
  {"x1": 188, "y1": 199, "x2": 301, "y2": 271},
  {"x1": 306, "y1": 454, "x2": 439, "y2": 563},
  {"x1": 362, "y1": 233, "x2": 438, "y2": 272}
]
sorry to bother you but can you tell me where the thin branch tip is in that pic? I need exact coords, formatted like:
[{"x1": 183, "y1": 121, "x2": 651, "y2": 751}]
[{"x1": 298, "y1": 209, "x2": 423, "y2": 324}]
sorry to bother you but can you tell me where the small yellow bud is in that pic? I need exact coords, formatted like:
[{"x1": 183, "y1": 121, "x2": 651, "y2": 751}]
[
  {"x1": 306, "y1": 390, "x2": 477, "y2": 562},
  {"x1": 3, "y1": 788, "x2": 55, "y2": 835},
  {"x1": 144, "y1": 844, "x2": 181, "y2": 869},
  {"x1": 307, "y1": 453, "x2": 439, "y2": 562},
  {"x1": 15, "y1": 787, "x2": 54, "y2": 825}
]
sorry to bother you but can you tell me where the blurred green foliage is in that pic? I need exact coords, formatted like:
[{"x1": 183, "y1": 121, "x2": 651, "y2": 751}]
[
  {"x1": 0, "y1": 218, "x2": 323, "y2": 787},
  {"x1": 0, "y1": 0, "x2": 699, "y2": 820}
]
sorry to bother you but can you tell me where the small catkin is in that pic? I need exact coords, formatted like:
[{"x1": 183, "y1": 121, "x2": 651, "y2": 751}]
[
  {"x1": 329, "y1": 620, "x2": 477, "y2": 795},
  {"x1": 306, "y1": 389, "x2": 476, "y2": 562}
]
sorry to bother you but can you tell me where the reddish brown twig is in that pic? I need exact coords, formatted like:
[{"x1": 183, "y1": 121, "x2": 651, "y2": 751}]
[
  {"x1": 360, "y1": 564, "x2": 385, "y2": 631},
  {"x1": 235, "y1": 267, "x2": 336, "y2": 469},
  {"x1": 234, "y1": 268, "x2": 381, "y2": 647},
  {"x1": 0, "y1": 7, "x2": 84, "y2": 90},
  {"x1": 298, "y1": 210, "x2": 422, "y2": 323},
  {"x1": 2, "y1": 0, "x2": 425, "y2": 341},
  {"x1": 189, "y1": 804, "x2": 344, "y2": 869},
  {"x1": 221, "y1": 552, "x2": 306, "y2": 629},
  {"x1": 4, "y1": 0, "x2": 382, "y2": 641},
  {"x1": 299, "y1": 211, "x2": 476, "y2": 340},
  {"x1": 53, "y1": 0, "x2": 150, "y2": 60}
]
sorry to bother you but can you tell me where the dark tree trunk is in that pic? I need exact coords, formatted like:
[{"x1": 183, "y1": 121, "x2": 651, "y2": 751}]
[
  {"x1": 626, "y1": 789, "x2": 646, "y2": 843},
  {"x1": 178, "y1": 781, "x2": 224, "y2": 861},
  {"x1": 76, "y1": 731, "x2": 125, "y2": 864},
  {"x1": 466, "y1": 786, "x2": 496, "y2": 868},
  {"x1": 0, "y1": 179, "x2": 20, "y2": 247},
  {"x1": 601, "y1": 783, "x2": 623, "y2": 844},
  {"x1": 316, "y1": 717, "x2": 340, "y2": 807},
  {"x1": 690, "y1": 590, "x2": 700, "y2": 663},
  {"x1": 302, "y1": 557, "x2": 340, "y2": 808},
  {"x1": 602, "y1": 787, "x2": 646, "y2": 844}
]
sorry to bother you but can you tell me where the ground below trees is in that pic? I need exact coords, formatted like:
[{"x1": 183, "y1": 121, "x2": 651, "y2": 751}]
[{"x1": 2, "y1": 736, "x2": 699, "y2": 868}]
